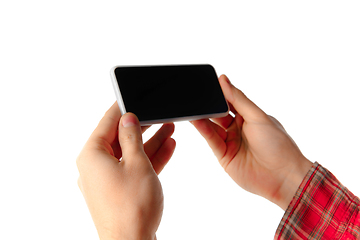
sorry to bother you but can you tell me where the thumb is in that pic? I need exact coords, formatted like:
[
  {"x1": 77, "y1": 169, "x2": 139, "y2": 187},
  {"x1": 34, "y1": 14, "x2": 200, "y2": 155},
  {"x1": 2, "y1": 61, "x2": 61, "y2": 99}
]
[
  {"x1": 219, "y1": 75, "x2": 266, "y2": 121},
  {"x1": 118, "y1": 113, "x2": 147, "y2": 163}
]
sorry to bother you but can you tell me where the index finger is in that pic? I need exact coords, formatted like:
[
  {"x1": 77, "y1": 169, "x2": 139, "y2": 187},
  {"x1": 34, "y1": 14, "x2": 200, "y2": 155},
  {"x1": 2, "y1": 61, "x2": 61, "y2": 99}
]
[
  {"x1": 89, "y1": 102, "x2": 121, "y2": 144},
  {"x1": 191, "y1": 118, "x2": 227, "y2": 160}
]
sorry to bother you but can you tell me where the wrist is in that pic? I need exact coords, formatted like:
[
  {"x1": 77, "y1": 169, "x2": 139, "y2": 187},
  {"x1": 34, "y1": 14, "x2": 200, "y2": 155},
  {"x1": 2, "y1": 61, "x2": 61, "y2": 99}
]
[
  {"x1": 99, "y1": 232, "x2": 156, "y2": 240},
  {"x1": 97, "y1": 225, "x2": 156, "y2": 240},
  {"x1": 275, "y1": 156, "x2": 313, "y2": 210}
]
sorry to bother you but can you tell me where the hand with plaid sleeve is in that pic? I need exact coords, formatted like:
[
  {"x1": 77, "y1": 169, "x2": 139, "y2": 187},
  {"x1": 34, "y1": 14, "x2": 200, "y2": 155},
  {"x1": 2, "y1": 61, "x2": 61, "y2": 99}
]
[{"x1": 192, "y1": 75, "x2": 360, "y2": 239}]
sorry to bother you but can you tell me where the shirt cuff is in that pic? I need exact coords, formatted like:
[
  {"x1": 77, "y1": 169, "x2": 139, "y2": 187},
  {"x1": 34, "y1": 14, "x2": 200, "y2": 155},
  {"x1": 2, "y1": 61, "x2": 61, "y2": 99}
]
[{"x1": 274, "y1": 162, "x2": 360, "y2": 239}]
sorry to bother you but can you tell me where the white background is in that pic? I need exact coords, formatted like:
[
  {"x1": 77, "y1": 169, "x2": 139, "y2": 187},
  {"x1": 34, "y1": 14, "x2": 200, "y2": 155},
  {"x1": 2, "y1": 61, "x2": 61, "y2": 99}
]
[{"x1": 1, "y1": 1, "x2": 359, "y2": 239}]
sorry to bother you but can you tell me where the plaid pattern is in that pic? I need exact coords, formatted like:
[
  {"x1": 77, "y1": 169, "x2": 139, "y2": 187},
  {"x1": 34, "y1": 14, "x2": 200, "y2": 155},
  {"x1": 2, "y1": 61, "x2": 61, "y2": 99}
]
[{"x1": 275, "y1": 162, "x2": 360, "y2": 239}]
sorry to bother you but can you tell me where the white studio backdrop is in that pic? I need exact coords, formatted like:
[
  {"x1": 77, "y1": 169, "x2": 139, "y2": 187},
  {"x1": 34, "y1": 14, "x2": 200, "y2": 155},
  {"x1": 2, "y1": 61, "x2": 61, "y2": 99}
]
[{"x1": 0, "y1": 1, "x2": 359, "y2": 239}]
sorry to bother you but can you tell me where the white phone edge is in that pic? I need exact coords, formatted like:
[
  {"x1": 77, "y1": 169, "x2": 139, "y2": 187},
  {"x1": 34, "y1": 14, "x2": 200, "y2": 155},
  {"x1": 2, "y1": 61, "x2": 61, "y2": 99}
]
[
  {"x1": 110, "y1": 65, "x2": 229, "y2": 126},
  {"x1": 110, "y1": 66, "x2": 127, "y2": 115}
]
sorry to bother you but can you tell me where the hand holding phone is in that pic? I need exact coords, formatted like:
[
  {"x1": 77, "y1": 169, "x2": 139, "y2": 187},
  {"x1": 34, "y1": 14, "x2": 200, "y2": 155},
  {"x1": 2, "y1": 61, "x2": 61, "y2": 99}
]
[{"x1": 110, "y1": 64, "x2": 229, "y2": 125}]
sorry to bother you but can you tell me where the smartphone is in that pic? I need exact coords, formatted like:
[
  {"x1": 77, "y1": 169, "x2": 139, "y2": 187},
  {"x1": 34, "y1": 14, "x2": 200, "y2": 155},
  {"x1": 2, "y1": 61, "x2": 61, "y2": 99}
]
[{"x1": 110, "y1": 64, "x2": 229, "y2": 125}]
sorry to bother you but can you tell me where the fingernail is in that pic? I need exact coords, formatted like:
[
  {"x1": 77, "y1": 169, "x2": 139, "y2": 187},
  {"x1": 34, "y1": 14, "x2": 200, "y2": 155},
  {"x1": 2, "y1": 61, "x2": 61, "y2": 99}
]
[{"x1": 121, "y1": 113, "x2": 137, "y2": 128}]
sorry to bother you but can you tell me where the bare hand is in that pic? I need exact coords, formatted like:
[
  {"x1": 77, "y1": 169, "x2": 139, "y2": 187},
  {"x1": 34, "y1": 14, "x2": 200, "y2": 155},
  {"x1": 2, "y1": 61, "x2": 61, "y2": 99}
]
[
  {"x1": 77, "y1": 102, "x2": 176, "y2": 239},
  {"x1": 192, "y1": 75, "x2": 312, "y2": 210}
]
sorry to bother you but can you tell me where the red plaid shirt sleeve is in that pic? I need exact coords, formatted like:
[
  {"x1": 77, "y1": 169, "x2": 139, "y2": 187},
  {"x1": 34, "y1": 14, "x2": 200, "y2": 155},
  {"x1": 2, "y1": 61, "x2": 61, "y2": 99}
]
[{"x1": 275, "y1": 162, "x2": 360, "y2": 239}]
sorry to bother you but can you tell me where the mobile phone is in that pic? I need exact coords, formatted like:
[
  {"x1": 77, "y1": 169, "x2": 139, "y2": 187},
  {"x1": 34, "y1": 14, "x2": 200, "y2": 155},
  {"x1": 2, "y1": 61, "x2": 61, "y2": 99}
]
[{"x1": 110, "y1": 64, "x2": 229, "y2": 125}]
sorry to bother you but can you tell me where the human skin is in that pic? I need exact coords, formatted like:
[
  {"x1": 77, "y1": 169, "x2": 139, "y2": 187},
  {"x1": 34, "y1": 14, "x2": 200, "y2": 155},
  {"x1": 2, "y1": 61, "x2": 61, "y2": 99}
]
[
  {"x1": 191, "y1": 75, "x2": 313, "y2": 210},
  {"x1": 77, "y1": 103, "x2": 176, "y2": 240},
  {"x1": 77, "y1": 75, "x2": 313, "y2": 239}
]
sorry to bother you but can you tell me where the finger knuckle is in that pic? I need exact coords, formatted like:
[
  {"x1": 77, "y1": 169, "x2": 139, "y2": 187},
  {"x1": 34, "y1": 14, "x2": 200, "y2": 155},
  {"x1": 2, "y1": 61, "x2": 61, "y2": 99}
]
[{"x1": 119, "y1": 132, "x2": 142, "y2": 144}]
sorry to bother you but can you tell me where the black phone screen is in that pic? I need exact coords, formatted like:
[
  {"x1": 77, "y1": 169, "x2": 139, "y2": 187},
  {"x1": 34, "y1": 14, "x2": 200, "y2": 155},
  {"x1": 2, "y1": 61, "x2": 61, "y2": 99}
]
[{"x1": 114, "y1": 64, "x2": 228, "y2": 122}]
